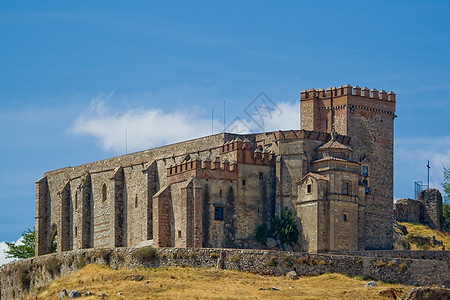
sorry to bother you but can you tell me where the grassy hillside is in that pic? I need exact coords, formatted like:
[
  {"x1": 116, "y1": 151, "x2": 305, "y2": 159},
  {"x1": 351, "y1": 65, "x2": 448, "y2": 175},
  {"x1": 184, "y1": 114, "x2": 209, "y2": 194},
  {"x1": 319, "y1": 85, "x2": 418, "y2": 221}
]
[
  {"x1": 400, "y1": 222, "x2": 450, "y2": 250},
  {"x1": 28, "y1": 264, "x2": 412, "y2": 299}
]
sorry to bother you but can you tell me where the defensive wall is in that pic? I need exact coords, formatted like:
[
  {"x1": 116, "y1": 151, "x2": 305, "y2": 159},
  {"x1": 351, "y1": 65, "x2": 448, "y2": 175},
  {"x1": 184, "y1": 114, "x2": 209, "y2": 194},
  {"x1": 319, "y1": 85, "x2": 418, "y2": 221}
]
[
  {"x1": 394, "y1": 189, "x2": 444, "y2": 230},
  {"x1": 1, "y1": 247, "x2": 449, "y2": 299}
]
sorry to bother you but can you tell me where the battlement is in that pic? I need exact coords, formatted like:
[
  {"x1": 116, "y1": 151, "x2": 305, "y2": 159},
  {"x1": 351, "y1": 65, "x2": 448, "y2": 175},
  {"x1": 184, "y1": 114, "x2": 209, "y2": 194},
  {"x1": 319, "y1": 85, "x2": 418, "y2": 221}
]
[
  {"x1": 220, "y1": 138, "x2": 276, "y2": 165},
  {"x1": 166, "y1": 157, "x2": 238, "y2": 184},
  {"x1": 300, "y1": 84, "x2": 396, "y2": 102}
]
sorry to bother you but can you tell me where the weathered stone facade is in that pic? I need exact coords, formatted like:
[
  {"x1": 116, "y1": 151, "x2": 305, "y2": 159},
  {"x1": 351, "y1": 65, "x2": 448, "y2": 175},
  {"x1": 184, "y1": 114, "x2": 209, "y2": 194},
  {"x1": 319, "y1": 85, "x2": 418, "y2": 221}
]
[
  {"x1": 394, "y1": 188, "x2": 444, "y2": 230},
  {"x1": 35, "y1": 84, "x2": 396, "y2": 255}
]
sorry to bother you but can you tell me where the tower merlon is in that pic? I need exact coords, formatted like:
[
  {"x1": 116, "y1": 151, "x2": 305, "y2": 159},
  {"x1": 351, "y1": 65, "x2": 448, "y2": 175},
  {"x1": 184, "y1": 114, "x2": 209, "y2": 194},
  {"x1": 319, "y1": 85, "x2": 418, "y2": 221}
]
[{"x1": 300, "y1": 84, "x2": 396, "y2": 101}]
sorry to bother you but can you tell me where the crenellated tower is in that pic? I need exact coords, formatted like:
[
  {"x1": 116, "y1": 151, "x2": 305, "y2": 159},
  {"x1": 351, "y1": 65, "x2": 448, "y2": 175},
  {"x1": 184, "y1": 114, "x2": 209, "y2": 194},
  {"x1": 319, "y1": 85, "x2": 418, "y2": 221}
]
[{"x1": 300, "y1": 84, "x2": 396, "y2": 250}]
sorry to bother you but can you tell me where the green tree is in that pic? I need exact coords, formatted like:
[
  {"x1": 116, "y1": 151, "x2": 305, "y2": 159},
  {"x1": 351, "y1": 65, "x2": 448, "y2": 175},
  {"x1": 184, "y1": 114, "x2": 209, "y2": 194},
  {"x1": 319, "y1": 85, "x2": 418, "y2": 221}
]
[
  {"x1": 442, "y1": 167, "x2": 450, "y2": 232},
  {"x1": 5, "y1": 228, "x2": 35, "y2": 259},
  {"x1": 272, "y1": 208, "x2": 299, "y2": 244}
]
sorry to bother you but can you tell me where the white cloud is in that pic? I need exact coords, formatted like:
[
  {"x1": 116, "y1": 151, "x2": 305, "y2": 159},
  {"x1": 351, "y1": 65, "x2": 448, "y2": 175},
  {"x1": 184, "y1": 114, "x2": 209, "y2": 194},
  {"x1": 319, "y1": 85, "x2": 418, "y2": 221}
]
[
  {"x1": 0, "y1": 237, "x2": 23, "y2": 266},
  {"x1": 395, "y1": 136, "x2": 450, "y2": 198},
  {"x1": 70, "y1": 93, "x2": 300, "y2": 153}
]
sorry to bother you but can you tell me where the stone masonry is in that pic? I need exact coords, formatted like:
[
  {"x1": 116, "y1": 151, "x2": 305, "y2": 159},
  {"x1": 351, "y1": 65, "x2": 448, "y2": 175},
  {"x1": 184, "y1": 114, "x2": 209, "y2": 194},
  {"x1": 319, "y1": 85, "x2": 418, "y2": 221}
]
[
  {"x1": 394, "y1": 188, "x2": 444, "y2": 230},
  {"x1": 35, "y1": 84, "x2": 396, "y2": 255}
]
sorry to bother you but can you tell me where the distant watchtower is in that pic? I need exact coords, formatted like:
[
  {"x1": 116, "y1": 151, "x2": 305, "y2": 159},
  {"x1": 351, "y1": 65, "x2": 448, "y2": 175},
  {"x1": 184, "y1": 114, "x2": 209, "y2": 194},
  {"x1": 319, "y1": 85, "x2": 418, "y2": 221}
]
[{"x1": 300, "y1": 85, "x2": 396, "y2": 250}]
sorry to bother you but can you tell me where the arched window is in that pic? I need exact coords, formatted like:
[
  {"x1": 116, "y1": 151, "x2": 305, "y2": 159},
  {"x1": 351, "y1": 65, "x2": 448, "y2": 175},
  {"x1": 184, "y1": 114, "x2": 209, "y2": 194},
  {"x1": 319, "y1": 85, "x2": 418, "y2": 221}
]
[{"x1": 102, "y1": 183, "x2": 107, "y2": 202}]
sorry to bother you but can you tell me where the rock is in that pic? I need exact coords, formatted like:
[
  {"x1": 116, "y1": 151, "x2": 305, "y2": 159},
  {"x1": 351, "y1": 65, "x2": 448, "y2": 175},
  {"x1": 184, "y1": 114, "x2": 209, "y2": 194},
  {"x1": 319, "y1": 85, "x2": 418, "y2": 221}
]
[
  {"x1": 405, "y1": 287, "x2": 450, "y2": 300},
  {"x1": 282, "y1": 243, "x2": 293, "y2": 252},
  {"x1": 59, "y1": 289, "x2": 67, "y2": 299},
  {"x1": 136, "y1": 239, "x2": 154, "y2": 248},
  {"x1": 84, "y1": 291, "x2": 92, "y2": 296},
  {"x1": 393, "y1": 231, "x2": 410, "y2": 250},
  {"x1": 265, "y1": 238, "x2": 277, "y2": 249},
  {"x1": 394, "y1": 221, "x2": 408, "y2": 235},
  {"x1": 378, "y1": 288, "x2": 401, "y2": 299},
  {"x1": 98, "y1": 293, "x2": 106, "y2": 300},
  {"x1": 286, "y1": 271, "x2": 298, "y2": 280},
  {"x1": 68, "y1": 291, "x2": 81, "y2": 298},
  {"x1": 126, "y1": 274, "x2": 144, "y2": 281},
  {"x1": 365, "y1": 281, "x2": 378, "y2": 287}
]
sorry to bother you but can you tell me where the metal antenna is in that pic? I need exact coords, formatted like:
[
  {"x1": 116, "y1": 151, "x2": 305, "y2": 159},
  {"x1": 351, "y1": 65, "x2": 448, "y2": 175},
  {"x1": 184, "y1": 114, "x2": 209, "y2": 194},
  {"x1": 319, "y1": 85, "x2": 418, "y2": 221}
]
[{"x1": 427, "y1": 160, "x2": 430, "y2": 189}]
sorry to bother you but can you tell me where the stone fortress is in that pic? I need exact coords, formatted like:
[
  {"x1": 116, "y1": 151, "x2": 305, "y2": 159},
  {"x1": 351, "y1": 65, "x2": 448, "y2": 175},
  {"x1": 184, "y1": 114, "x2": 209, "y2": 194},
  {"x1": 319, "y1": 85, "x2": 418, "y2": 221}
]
[{"x1": 35, "y1": 84, "x2": 398, "y2": 256}]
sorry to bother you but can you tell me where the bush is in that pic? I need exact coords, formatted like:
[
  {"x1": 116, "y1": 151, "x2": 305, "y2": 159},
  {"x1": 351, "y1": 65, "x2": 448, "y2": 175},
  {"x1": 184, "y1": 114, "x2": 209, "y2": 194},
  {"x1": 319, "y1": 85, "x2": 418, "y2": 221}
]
[
  {"x1": 399, "y1": 262, "x2": 407, "y2": 272},
  {"x1": 255, "y1": 223, "x2": 269, "y2": 245},
  {"x1": 376, "y1": 261, "x2": 386, "y2": 268},
  {"x1": 45, "y1": 257, "x2": 61, "y2": 276},
  {"x1": 17, "y1": 266, "x2": 31, "y2": 290},
  {"x1": 210, "y1": 252, "x2": 219, "y2": 259},
  {"x1": 267, "y1": 255, "x2": 278, "y2": 267},
  {"x1": 272, "y1": 208, "x2": 299, "y2": 244},
  {"x1": 132, "y1": 247, "x2": 159, "y2": 261}
]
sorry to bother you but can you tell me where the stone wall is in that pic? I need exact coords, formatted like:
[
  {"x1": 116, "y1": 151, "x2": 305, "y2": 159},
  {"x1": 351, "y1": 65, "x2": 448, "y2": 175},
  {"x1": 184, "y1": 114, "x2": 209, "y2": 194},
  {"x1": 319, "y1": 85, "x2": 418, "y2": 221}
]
[
  {"x1": 394, "y1": 189, "x2": 444, "y2": 231},
  {"x1": 394, "y1": 199, "x2": 422, "y2": 223},
  {"x1": 417, "y1": 189, "x2": 443, "y2": 230},
  {"x1": 2, "y1": 247, "x2": 449, "y2": 299}
]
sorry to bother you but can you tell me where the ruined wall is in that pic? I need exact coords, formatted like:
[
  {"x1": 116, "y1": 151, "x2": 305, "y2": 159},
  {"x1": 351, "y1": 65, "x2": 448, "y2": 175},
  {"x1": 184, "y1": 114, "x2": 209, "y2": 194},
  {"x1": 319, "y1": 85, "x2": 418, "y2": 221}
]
[
  {"x1": 394, "y1": 199, "x2": 422, "y2": 223},
  {"x1": 417, "y1": 189, "x2": 443, "y2": 230},
  {"x1": 394, "y1": 189, "x2": 444, "y2": 231},
  {"x1": 2, "y1": 248, "x2": 449, "y2": 299}
]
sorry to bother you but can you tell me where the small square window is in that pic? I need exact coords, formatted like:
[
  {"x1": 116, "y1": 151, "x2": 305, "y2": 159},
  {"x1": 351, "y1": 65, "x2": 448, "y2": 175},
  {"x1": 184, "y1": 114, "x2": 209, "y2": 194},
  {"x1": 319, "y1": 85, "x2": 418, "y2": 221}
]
[
  {"x1": 178, "y1": 230, "x2": 182, "y2": 238},
  {"x1": 259, "y1": 172, "x2": 264, "y2": 180},
  {"x1": 215, "y1": 207, "x2": 224, "y2": 220},
  {"x1": 307, "y1": 184, "x2": 312, "y2": 194},
  {"x1": 242, "y1": 179, "x2": 246, "y2": 186},
  {"x1": 343, "y1": 213, "x2": 348, "y2": 221}
]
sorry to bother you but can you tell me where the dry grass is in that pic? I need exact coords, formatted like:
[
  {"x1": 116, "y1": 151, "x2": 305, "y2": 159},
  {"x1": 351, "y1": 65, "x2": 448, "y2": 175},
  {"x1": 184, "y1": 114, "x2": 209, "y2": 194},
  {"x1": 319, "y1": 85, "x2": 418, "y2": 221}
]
[
  {"x1": 27, "y1": 264, "x2": 412, "y2": 300},
  {"x1": 400, "y1": 222, "x2": 450, "y2": 250}
]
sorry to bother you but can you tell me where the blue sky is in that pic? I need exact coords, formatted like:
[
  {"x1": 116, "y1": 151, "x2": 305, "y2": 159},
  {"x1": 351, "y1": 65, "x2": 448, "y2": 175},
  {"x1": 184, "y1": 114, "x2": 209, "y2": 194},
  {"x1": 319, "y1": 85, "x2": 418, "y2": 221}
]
[{"x1": 1, "y1": 1, "x2": 450, "y2": 249}]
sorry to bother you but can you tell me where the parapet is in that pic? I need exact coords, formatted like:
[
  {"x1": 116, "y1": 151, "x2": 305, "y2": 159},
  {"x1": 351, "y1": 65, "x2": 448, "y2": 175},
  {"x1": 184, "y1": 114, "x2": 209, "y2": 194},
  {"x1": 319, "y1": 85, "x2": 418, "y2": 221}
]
[
  {"x1": 220, "y1": 138, "x2": 275, "y2": 165},
  {"x1": 166, "y1": 157, "x2": 238, "y2": 184},
  {"x1": 300, "y1": 84, "x2": 396, "y2": 102}
]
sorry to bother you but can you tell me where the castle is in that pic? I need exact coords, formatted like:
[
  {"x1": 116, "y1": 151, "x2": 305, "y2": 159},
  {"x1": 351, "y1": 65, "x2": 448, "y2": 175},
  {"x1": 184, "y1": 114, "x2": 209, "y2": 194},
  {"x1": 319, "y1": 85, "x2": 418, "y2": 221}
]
[{"x1": 35, "y1": 84, "x2": 396, "y2": 255}]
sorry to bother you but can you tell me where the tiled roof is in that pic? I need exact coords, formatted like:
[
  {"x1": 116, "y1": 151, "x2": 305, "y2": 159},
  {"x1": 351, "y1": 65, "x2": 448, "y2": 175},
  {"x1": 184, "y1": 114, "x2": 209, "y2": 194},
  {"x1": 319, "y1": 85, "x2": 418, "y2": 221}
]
[
  {"x1": 300, "y1": 172, "x2": 328, "y2": 182},
  {"x1": 316, "y1": 139, "x2": 352, "y2": 151},
  {"x1": 312, "y1": 156, "x2": 359, "y2": 164}
]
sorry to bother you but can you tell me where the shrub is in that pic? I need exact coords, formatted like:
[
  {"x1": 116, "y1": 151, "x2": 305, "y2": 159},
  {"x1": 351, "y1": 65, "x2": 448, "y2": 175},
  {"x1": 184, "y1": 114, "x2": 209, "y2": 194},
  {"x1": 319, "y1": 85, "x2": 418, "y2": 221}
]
[
  {"x1": 210, "y1": 252, "x2": 219, "y2": 259},
  {"x1": 267, "y1": 255, "x2": 278, "y2": 267},
  {"x1": 399, "y1": 262, "x2": 407, "y2": 272},
  {"x1": 272, "y1": 208, "x2": 299, "y2": 244},
  {"x1": 132, "y1": 247, "x2": 159, "y2": 261},
  {"x1": 231, "y1": 254, "x2": 240, "y2": 263},
  {"x1": 17, "y1": 266, "x2": 31, "y2": 290},
  {"x1": 387, "y1": 260, "x2": 396, "y2": 268},
  {"x1": 77, "y1": 253, "x2": 87, "y2": 269},
  {"x1": 45, "y1": 257, "x2": 61, "y2": 276},
  {"x1": 255, "y1": 223, "x2": 270, "y2": 245},
  {"x1": 96, "y1": 248, "x2": 111, "y2": 260},
  {"x1": 356, "y1": 257, "x2": 364, "y2": 265},
  {"x1": 376, "y1": 261, "x2": 386, "y2": 268}
]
